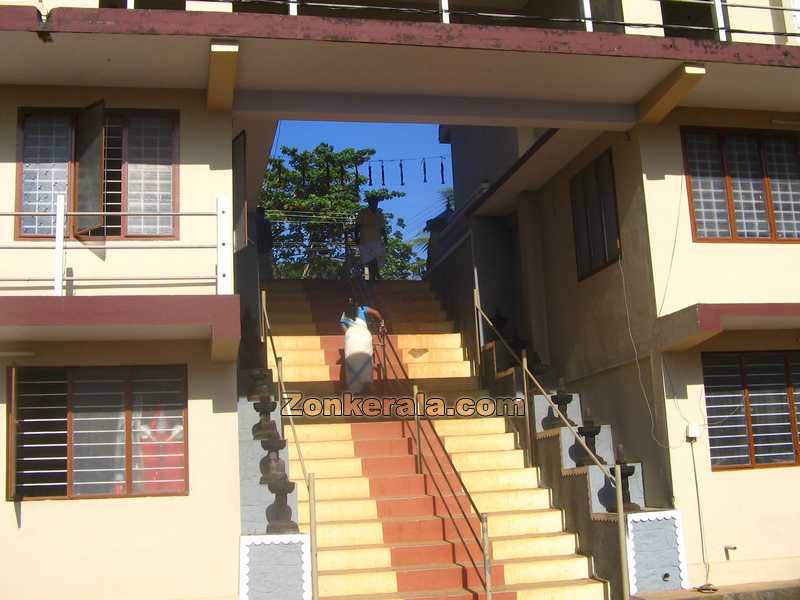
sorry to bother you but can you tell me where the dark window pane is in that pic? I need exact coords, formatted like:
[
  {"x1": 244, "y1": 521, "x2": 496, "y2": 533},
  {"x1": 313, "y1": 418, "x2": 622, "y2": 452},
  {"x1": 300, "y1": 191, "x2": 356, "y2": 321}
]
[
  {"x1": 684, "y1": 131, "x2": 731, "y2": 238},
  {"x1": 582, "y1": 166, "x2": 605, "y2": 272},
  {"x1": 15, "y1": 368, "x2": 69, "y2": 498},
  {"x1": 724, "y1": 135, "x2": 770, "y2": 239},
  {"x1": 570, "y1": 151, "x2": 620, "y2": 279},
  {"x1": 70, "y1": 368, "x2": 128, "y2": 497},
  {"x1": 702, "y1": 354, "x2": 750, "y2": 467},
  {"x1": 763, "y1": 136, "x2": 800, "y2": 239},
  {"x1": 742, "y1": 353, "x2": 795, "y2": 464},
  {"x1": 571, "y1": 176, "x2": 590, "y2": 278},
  {"x1": 596, "y1": 152, "x2": 620, "y2": 263}
]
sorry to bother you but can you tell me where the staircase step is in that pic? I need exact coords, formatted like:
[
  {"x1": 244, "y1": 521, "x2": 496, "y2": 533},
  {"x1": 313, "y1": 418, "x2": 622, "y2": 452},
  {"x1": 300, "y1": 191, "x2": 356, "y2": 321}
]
[
  {"x1": 272, "y1": 335, "x2": 322, "y2": 351},
  {"x1": 432, "y1": 418, "x2": 507, "y2": 437},
  {"x1": 472, "y1": 488, "x2": 550, "y2": 512},
  {"x1": 450, "y1": 449, "x2": 525, "y2": 472},
  {"x1": 401, "y1": 347, "x2": 466, "y2": 363},
  {"x1": 299, "y1": 495, "x2": 436, "y2": 524},
  {"x1": 501, "y1": 555, "x2": 590, "y2": 585},
  {"x1": 288, "y1": 437, "x2": 411, "y2": 460},
  {"x1": 268, "y1": 348, "x2": 327, "y2": 367},
  {"x1": 458, "y1": 468, "x2": 540, "y2": 493},
  {"x1": 441, "y1": 432, "x2": 516, "y2": 453},
  {"x1": 296, "y1": 473, "x2": 426, "y2": 501},
  {"x1": 491, "y1": 532, "x2": 578, "y2": 560},
  {"x1": 317, "y1": 578, "x2": 604, "y2": 600},
  {"x1": 392, "y1": 321, "x2": 456, "y2": 334},
  {"x1": 289, "y1": 455, "x2": 416, "y2": 480},
  {"x1": 406, "y1": 361, "x2": 472, "y2": 379},
  {"x1": 395, "y1": 333, "x2": 463, "y2": 349}
]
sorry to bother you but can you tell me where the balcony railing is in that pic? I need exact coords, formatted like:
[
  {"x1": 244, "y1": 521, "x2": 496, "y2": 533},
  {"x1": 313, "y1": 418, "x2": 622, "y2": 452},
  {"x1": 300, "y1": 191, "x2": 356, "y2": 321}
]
[
  {"x1": 0, "y1": 194, "x2": 234, "y2": 296},
  {"x1": 171, "y1": 0, "x2": 800, "y2": 43}
]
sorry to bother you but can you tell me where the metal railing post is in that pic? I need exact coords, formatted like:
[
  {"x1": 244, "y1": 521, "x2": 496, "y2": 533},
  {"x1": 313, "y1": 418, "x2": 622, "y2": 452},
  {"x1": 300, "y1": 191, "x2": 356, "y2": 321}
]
[
  {"x1": 481, "y1": 512, "x2": 492, "y2": 600},
  {"x1": 472, "y1": 287, "x2": 482, "y2": 372},
  {"x1": 580, "y1": 0, "x2": 594, "y2": 32},
  {"x1": 521, "y1": 349, "x2": 533, "y2": 469},
  {"x1": 615, "y1": 463, "x2": 630, "y2": 600},
  {"x1": 216, "y1": 196, "x2": 234, "y2": 294},
  {"x1": 413, "y1": 384, "x2": 422, "y2": 474},
  {"x1": 308, "y1": 472, "x2": 319, "y2": 600},
  {"x1": 440, "y1": 0, "x2": 450, "y2": 24},
  {"x1": 53, "y1": 194, "x2": 65, "y2": 296},
  {"x1": 288, "y1": 0, "x2": 298, "y2": 16},
  {"x1": 712, "y1": 0, "x2": 729, "y2": 42}
]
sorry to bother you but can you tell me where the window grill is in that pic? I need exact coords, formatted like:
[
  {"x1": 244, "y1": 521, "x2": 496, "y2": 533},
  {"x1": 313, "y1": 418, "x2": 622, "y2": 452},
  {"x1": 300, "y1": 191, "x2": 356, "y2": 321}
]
[
  {"x1": 8, "y1": 365, "x2": 187, "y2": 500},
  {"x1": 683, "y1": 128, "x2": 800, "y2": 242},
  {"x1": 702, "y1": 352, "x2": 800, "y2": 469}
]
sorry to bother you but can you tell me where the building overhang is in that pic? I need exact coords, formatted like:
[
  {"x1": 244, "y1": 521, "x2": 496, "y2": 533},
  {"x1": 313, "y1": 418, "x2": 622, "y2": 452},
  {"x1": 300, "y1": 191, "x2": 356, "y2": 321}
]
[
  {"x1": 656, "y1": 303, "x2": 800, "y2": 352},
  {"x1": 0, "y1": 295, "x2": 241, "y2": 362},
  {"x1": 1, "y1": 7, "x2": 799, "y2": 129}
]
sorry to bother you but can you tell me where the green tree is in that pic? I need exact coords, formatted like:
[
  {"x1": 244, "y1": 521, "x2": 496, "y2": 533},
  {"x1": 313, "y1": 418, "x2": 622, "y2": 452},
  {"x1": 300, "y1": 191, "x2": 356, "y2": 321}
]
[{"x1": 262, "y1": 143, "x2": 424, "y2": 280}]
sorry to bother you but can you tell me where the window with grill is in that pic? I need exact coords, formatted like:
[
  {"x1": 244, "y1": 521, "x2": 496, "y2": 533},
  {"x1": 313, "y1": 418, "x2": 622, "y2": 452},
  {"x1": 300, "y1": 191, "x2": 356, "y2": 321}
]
[
  {"x1": 17, "y1": 108, "x2": 178, "y2": 239},
  {"x1": 683, "y1": 128, "x2": 800, "y2": 242},
  {"x1": 570, "y1": 150, "x2": 621, "y2": 280},
  {"x1": 702, "y1": 352, "x2": 800, "y2": 470},
  {"x1": 7, "y1": 365, "x2": 187, "y2": 500}
]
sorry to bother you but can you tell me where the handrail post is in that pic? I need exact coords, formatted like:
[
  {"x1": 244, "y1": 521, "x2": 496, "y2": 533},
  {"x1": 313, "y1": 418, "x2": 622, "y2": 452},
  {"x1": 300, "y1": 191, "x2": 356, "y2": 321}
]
[
  {"x1": 712, "y1": 0, "x2": 728, "y2": 42},
  {"x1": 521, "y1": 349, "x2": 533, "y2": 469},
  {"x1": 276, "y1": 357, "x2": 284, "y2": 409},
  {"x1": 413, "y1": 384, "x2": 422, "y2": 474},
  {"x1": 53, "y1": 194, "x2": 65, "y2": 296},
  {"x1": 308, "y1": 472, "x2": 319, "y2": 600},
  {"x1": 615, "y1": 464, "x2": 630, "y2": 600},
  {"x1": 472, "y1": 287, "x2": 482, "y2": 372},
  {"x1": 440, "y1": 0, "x2": 450, "y2": 24},
  {"x1": 580, "y1": 0, "x2": 594, "y2": 32},
  {"x1": 481, "y1": 512, "x2": 492, "y2": 600}
]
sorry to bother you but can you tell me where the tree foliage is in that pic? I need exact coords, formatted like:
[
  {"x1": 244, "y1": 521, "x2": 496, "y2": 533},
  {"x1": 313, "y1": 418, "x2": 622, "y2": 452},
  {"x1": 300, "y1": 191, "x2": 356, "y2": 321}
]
[{"x1": 262, "y1": 143, "x2": 424, "y2": 280}]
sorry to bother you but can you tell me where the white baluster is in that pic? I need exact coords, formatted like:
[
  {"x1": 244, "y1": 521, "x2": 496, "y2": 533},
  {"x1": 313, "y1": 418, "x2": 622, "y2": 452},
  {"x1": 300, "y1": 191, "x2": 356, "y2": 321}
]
[
  {"x1": 440, "y1": 0, "x2": 450, "y2": 24},
  {"x1": 53, "y1": 194, "x2": 65, "y2": 296},
  {"x1": 580, "y1": 0, "x2": 594, "y2": 32}
]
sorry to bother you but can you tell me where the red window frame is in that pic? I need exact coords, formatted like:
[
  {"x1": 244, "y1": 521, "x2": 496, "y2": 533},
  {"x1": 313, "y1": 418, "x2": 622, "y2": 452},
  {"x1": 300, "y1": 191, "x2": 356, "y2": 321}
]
[
  {"x1": 682, "y1": 126, "x2": 800, "y2": 244},
  {"x1": 15, "y1": 107, "x2": 181, "y2": 241},
  {"x1": 6, "y1": 364, "x2": 189, "y2": 501}
]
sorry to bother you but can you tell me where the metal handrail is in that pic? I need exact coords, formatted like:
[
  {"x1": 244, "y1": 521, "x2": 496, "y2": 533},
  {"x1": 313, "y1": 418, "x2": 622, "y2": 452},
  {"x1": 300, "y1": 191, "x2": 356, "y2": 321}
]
[
  {"x1": 474, "y1": 294, "x2": 615, "y2": 483},
  {"x1": 473, "y1": 290, "x2": 630, "y2": 600},
  {"x1": 347, "y1": 279, "x2": 492, "y2": 594},
  {"x1": 260, "y1": 288, "x2": 319, "y2": 600},
  {"x1": 373, "y1": 321, "x2": 493, "y2": 597},
  {"x1": 205, "y1": 0, "x2": 800, "y2": 38}
]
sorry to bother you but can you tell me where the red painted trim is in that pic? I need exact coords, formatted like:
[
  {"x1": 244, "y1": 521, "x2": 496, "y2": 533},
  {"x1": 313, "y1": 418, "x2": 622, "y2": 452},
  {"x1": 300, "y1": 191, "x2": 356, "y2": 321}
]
[
  {"x1": 1, "y1": 7, "x2": 799, "y2": 68},
  {"x1": 0, "y1": 294, "x2": 240, "y2": 346},
  {"x1": 696, "y1": 302, "x2": 800, "y2": 332}
]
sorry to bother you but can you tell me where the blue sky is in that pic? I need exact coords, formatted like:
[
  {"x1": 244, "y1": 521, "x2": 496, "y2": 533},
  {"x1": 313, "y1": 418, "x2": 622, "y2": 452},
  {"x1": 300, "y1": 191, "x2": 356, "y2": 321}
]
[{"x1": 271, "y1": 121, "x2": 453, "y2": 244}]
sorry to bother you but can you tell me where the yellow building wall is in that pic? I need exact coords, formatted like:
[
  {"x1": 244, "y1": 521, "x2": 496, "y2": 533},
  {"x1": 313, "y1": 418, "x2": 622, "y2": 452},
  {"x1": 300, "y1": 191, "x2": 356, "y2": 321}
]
[
  {"x1": 727, "y1": 0, "x2": 789, "y2": 45},
  {"x1": 0, "y1": 340, "x2": 241, "y2": 600},
  {"x1": 0, "y1": 86, "x2": 232, "y2": 297},
  {"x1": 621, "y1": 0, "x2": 664, "y2": 37},
  {"x1": 638, "y1": 108, "x2": 800, "y2": 319},
  {"x1": 661, "y1": 331, "x2": 800, "y2": 587}
]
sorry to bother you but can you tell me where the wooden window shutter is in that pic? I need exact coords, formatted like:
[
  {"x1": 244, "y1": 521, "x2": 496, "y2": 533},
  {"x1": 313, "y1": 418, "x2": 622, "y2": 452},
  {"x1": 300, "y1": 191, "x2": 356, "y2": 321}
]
[{"x1": 74, "y1": 100, "x2": 105, "y2": 234}]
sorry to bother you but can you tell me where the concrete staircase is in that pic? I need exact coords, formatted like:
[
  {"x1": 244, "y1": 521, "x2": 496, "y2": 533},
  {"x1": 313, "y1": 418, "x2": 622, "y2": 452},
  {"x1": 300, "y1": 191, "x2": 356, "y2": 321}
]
[
  {"x1": 265, "y1": 279, "x2": 606, "y2": 600},
  {"x1": 285, "y1": 419, "x2": 605, "y2": 600},
  {"x1": 265, "y1": 280, "x2": 475, "y2": 391}
]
